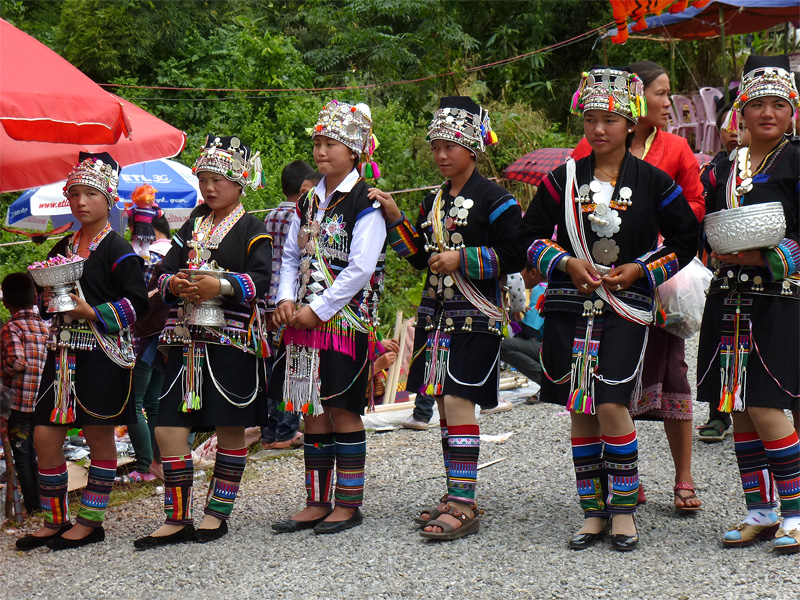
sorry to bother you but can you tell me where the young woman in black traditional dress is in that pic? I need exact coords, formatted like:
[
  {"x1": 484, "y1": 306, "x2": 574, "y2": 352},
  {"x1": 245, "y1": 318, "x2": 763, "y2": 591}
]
[
  {"x1": 516, "y1": 68, "x2": 699, "y2": 551},
  {"x1": 698, "y1": 55, "x2": 800, "y2": 554},
  {"x1": 134, "y1": 135, "x2": 272, "y2": 548},
  {"x1": 372, "y1": 96, "x2": 524, "y2": 540},
  {"x1": 16, "y1": 152, "x2": 149, "y2": 550},
  {"x1": 270, "y1": 101, "x2": 386, "y2": 535}
]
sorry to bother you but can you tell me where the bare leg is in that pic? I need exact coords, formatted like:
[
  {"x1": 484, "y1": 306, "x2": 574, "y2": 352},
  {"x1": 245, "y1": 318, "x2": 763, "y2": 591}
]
[{"x1": 664, "y1": 418, "x2": 701, "y2": 509}]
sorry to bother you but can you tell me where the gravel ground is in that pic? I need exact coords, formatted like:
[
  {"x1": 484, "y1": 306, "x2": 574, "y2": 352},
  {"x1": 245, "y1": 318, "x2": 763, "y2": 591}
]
[{"x1": 2, "y1": 337, "x2": 797, "y2": 600}]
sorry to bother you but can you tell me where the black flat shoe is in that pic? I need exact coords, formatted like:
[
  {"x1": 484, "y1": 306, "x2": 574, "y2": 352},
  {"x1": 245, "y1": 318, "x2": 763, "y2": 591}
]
[
  {"x1": 16, "y1": 524, "x2": 73, "y2": 551},
  {"x1": 568, "y1": 521, "x2": 610, "y2": 550},
  {"x1": 610, "y1": 516, "x2": 639, "y2": 552},
  {"x1": 46, "y1": 526, "x2": 105, "y2": 551},
  {"x1": 133, "y1": 524, "x2": 196, "y2": 550},
  {"x1": 271, "y1": 509, "x2": 332, "y2": 534},
  {"x1": 194, "y1": 520, "x2": 228, "y2": 544},
  {"x1": 314, "y1": 508, "x2": 363, "y2": 535}
]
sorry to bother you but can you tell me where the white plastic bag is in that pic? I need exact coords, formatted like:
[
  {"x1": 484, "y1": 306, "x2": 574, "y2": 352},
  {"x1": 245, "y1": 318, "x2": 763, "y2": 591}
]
[{"x1": 657, "y1": 257, "x2": 713, "y2": 339}]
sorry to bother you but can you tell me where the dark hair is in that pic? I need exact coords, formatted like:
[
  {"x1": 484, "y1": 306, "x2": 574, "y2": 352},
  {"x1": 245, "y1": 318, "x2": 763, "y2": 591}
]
[
  {"x1": 151, "y1": 215, "x2": 170, "y2": 237},
  {"x1": 188, "y1": 202, "x2": 212, "y2": 220},
  {"x1": 304, "y1": 172, "x2": 323, "y2": 186},
  {"x1": 626, "y1": 61, "x2": 667, "y2": 89},
  {"x1": 2, "y1": 272, "x2": 36, "y2": 309},
  {"x1": 281, "y1": 160, "x2": 316, "y2": 197},
  {"x1": 523, "y1": 260, "x2": 536, "y2": 272}
]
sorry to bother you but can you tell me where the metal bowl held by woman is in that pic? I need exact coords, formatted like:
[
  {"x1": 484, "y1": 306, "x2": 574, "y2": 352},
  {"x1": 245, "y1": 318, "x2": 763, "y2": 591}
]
[
  {"x1": 179, "y1": 268, "x2": 228, "y2": 327},
  {"x1": 704, "y1": 202, "x2": 786, "y2": 254},
  {"x1": 28, "y1": 257, "x2": 86, "y2": 313}
]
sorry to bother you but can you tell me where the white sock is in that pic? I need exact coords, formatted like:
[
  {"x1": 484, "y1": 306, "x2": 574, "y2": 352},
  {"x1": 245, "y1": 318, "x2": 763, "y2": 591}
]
[
  {"x1": 744, "y1": 509, "x2": 777, "y2": 526},
  {"x1": 781, "y1": 516, "x2": 800, "y2": 532}
]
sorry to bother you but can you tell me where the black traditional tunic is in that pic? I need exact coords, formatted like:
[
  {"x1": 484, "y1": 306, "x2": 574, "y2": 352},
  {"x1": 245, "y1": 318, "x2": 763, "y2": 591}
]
[
  {"x1": 516, "y1": 152, "x2": 699, "y2": 407},
  {"x1": 388, "y1": 169, "x2": 524, "y2": 407},
  {"x1": 697, "y1": 138, "x2": 799, "y2": 411},
  {"x1": 34, "y1": 230, "x2": 149, "y2": 426},
  {"x1": 272, "y1": 179, "x2": 386, "y2": 416},
  {"x1": 157, "y1": 209, "x2": 272, "y2": 429}
]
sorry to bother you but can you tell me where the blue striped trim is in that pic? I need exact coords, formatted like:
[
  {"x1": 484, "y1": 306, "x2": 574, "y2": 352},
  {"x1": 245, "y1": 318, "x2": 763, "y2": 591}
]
[
  {"x1": 356, "y1": 205, "x2": 379, "y2": 221},
  {"x1": 752, "y1": 174, "x2": 770, "y2": 183},
  {"x1": 111, "y1": 252, "x2": 140, "y2": 272},
  {"x1": 489, "y1": 197, "x2": 518, "y2": 224},
  {"x1": 660, "y1": 185, "x2": 683, "y2": 210}
]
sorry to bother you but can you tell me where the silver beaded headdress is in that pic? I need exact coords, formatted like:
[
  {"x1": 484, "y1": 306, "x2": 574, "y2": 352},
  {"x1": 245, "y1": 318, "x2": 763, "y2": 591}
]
[
  {"x1": 570, "y1": 67, "x2": 646, "y2": 124},
  {"x1": 426, "y1": 96, "x2": 498, "y2": 154},
  {"x1": 63, "y1": 151, "x2": 120, "y2": 208},
  {"x1": 312, "y1": 100, "x2": 380, "y2": 178},
  {"x1": 724, "y1": 55, "x2": 799, "y2": 132},
  {"x1": 192, "y1": 135, "x2": 263, "y2": 195}
]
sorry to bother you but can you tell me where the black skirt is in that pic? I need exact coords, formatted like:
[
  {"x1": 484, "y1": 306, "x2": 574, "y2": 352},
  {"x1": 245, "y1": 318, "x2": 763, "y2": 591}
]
[
  {"x1": 539, "y1": 311, "x2": 647, "y2": 408},
  {"x1": 407, "y1": 329, "x2": 501, "y2": 408},
  {"x1": 270, "y1": 331, "x2": 371, "y2": 416},
  {"x1": 157, "y1": 344, "x2": 268, "y2": 431},
  {"x1": 34, "y1": 349, "x2": 135, "y2": 427},
  {"x1": 697, "y1": 292, "x2": 800, "y2": 411}
]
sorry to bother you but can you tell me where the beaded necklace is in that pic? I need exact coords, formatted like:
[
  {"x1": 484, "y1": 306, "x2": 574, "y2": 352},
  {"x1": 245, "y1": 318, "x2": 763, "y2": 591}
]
[
  {"x1": 69, "y1": 222, "x2": 112, "y2": 258},
  {"x1": 729, "y1": 139, "x2": 788, "y2": 207},
  {"x1": 190, "y1": 203, "x2": 245, "y2": 261}
]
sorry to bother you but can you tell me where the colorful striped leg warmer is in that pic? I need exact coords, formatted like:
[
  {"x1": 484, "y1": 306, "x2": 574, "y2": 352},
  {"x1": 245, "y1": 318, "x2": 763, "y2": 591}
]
[
  {"x1": 764, "y1": 432, "x2": 800, "y2": 521},
  {"x1": 572, "y1": 436, "x2": 608, "y2": 518},
  {"x1": 440, "y1": 418, "x2": 450, "y2": 487},
  {"x1": 305, "y1": 432, "x2": 335, "y2": 507},
  {"x1": 204, "y1": 447, "x2": 247, "y2": 520},
  {"x1": 602, "y1": 431, "x2": 639, "y2": 515},
  {"x1": 76, "y1": 459, "x2": 116, "y2": 528},
  {"x1": 163, "y1": 454, "x2": 194, "y2": 525},
  {"x1": 39, "y1": 463, "x2": 69, "y2": 529},
  {"x1": 334, "y1": 430, "x2": 366, "y2": 509},
  {"x1": 447, "y1": 424, "x2": 480, "y2": 507},
  {"x1": 733, "y1": 431, "x2": 778, "y2": 513}
]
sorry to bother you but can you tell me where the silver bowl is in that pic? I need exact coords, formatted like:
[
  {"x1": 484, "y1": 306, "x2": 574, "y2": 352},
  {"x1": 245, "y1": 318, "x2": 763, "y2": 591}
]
[
  {"x1": 179, "y1": 268, "x2": 227, "y2": 327},
  {"x1": 704, "y1": 202, "x2": 786, "y2": 254},
  {"x1": 28, "y1": 258, "x2": 86, "y2": 313}
]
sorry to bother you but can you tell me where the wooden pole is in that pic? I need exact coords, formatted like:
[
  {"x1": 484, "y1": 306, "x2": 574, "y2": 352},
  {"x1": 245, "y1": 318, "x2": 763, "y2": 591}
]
[
  {"x1": 719, "y1": 5, "x2": 728, "y2": 93},
  {"x1": 382, "y1": 311, "x2": 405, "y2": 405}
]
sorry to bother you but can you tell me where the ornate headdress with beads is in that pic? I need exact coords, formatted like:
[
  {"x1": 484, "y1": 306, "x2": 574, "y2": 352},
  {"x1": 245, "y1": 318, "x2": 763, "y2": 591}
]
[
  {"x1": 63, "y1": 151, "x2": 120, "y2": 208},
  {"x1": 570, "y1": 67, "x2": 646, "y2": 124},
  {"x1": 724, "y1": 54, "x2": 799, "y2": 133},
  {"x1": 312, "y1": 100, "x2": 380, "y2": 178},
  {"x1": 192, "y1": 135, "x2": 263, "y2": 195},
  {"x1": 426, "y1": 96, "x2": 498, "y2": 155}
]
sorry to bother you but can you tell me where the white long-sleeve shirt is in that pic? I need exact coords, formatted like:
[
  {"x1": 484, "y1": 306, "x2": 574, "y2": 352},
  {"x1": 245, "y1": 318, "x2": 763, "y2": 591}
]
[{"x1": 277, "y1": 169, "x2": 386, "y2": 322}]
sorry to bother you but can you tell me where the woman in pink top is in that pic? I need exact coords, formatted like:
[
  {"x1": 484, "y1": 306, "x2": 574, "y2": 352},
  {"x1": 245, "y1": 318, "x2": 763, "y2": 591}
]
[{"x1": 572, "y1": 61, "x2": 704, "y2": 512}]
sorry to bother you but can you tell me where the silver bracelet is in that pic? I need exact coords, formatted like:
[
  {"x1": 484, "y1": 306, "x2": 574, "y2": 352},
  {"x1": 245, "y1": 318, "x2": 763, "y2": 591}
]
[
  {"x1": 219, "y1": 278, "x2": 234, "y2": 297},
  {"x1": 556, "y1": 255, "x2": 572, "y2": 273}
]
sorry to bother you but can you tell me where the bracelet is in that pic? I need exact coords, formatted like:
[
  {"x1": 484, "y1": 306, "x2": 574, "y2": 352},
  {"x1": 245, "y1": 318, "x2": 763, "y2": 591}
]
[
  {"x1": 637, "y1": 262, "x2": 646, "y2": 279},
  {"x1": 556, "y1": 255, "x2": 572, "y2": 273},
  {"x1": 219, "y1": 278, "x2": 234, "y2": 297}
]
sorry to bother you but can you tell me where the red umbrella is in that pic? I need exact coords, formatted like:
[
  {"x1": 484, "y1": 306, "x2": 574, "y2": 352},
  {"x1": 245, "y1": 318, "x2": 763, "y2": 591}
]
[
  {"x1": 0, "y1": 18, "x2": 131, "y2": 144},
  {"x1": 503, "y1": 148, "x2": 572, "y2": 187},
  {"x1": 0, "y1": 96, "x2": 187, "y2": 193}
]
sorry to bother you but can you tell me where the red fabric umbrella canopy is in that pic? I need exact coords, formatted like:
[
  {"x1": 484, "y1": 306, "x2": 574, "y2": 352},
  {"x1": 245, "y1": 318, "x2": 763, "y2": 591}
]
[
  {"x1": 503, "y1": 148, "x2": 573, "y2": 187},
  {"x1": 0, "y1": 96, "x2": 187, "y2": 193},
  {"x1": 0, "y1": 18, "x2": 132, "y2": 144}
]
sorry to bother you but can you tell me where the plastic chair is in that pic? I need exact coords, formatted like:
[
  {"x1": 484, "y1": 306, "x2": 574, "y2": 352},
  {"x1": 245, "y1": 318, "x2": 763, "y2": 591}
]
[
  {"x1": 690, "y1": 92, "x2": 707, "y2": 152},
  {"x1": 699, "y1": 87, "x2": 724, "y2": 154},
  {"x1": 666, "y1": 103, "x2": 678, "y2": 134},
  {"x1": 671, "y1": 94, "x2": 703, "y2": 152}
]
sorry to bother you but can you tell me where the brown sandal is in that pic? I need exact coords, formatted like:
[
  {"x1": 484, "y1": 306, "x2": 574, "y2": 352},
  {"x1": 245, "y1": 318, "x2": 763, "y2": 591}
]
[
  {"x1": 413, "y1": 494, "x2": 449, "y2": 527},
  {"x1": 674, "y1": 483, "x2": 702, "y2": 512},
  {"x1": 419, "y1": 505, "x2": 480, "y2": 540}
]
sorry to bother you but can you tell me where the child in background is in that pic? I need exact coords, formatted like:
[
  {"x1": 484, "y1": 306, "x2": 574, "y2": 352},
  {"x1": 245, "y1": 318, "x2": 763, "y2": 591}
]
[{"x1": 1, "y1": 272, "x2": 49, "y2": 516}]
